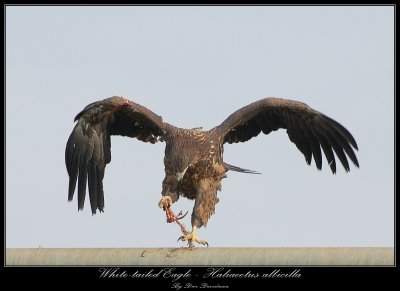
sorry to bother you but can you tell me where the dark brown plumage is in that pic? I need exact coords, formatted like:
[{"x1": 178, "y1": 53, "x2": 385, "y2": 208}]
[{"x1": 66, "y1": 96, "x2": 359, "y2": 247}]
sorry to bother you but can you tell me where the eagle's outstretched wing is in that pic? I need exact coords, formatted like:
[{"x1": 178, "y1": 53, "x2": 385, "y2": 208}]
[
  {"x1": 65, "y1": 96, "x2": 165, "y2": 214},
  {"x1": 213, "y1": 97, "x2": 359, "y2": 173}
]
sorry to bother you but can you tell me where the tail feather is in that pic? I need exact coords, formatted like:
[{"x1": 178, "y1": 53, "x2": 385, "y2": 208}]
[{"x1": 223, "y1": 162, "x2": 261, "y2": 174}]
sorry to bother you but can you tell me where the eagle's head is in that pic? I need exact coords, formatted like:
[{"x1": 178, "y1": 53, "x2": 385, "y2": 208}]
[
  {"x1": 172, "y1": 156, "x2": 191, "y2": 182},
  {"x1": 165, "y1": 129, "x2": 205, "y2": 182},
  {"x1": 166, "y1": 143, "x2": 198, "y2": 182},
  {"x1": 175, "y1": 168, "x2": 188, "y2": 182}
]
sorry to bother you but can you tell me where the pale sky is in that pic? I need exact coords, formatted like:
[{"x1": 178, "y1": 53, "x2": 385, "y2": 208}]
[{"x1": 6, "y1": 5, "x2": 394, "y2": 248}]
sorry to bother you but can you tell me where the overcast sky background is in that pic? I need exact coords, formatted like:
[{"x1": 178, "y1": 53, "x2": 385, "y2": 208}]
[{"x1": 6, "y1": 6, "x2": 394, "y2": 248}]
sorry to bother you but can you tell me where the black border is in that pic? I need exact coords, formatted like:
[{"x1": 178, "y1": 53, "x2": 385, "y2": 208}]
[{"x1": 3, "y1": 3, "x2": 397, "y2": 287}]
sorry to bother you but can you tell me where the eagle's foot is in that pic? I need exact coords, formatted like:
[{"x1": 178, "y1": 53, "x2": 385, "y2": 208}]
[
  {"x1": 158, "y1": 196, "x2": 172, "y2": 210},
  {"x1": 178, "y1": 226, "x2": 209, "y2": 248}
]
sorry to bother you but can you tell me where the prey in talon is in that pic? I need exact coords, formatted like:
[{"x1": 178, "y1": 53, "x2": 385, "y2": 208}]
[
  {"x1": 166, "y1": 209, "x2": 188, "y2": 224},
  {"x1": 159, "y1": 195, "x2": 209, "y2": 248},
  {"x1": 159, "y1": 196, "x2": 190, "y2": 236}
]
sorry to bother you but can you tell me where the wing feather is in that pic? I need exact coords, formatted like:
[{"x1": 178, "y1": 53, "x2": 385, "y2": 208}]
[
  {"x1": 213, "y1": 97, "x2": 359, "y2": 173},
  {"x1": 65, "y1": 96, "x2": 166, "y2": 214}
]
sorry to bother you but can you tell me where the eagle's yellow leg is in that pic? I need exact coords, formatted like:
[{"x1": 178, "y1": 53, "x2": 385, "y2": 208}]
[{"x1": 178, "y1": 226, "x2": 209, "y2": 248}]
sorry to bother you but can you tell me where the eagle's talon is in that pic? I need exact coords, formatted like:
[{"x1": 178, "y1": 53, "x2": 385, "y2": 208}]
[
  {"x1": 158, "y1": 196, "x2": 172, "y2": 209},
  {"x1": 177, "y1": 226, "x2": 208, "y2": 248}
]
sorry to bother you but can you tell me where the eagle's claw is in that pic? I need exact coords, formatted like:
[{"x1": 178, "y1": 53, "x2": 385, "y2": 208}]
[
  {"x1": 158, "y1": 196, "x2": 172, "y2": 210},
  {"x1": 177, "y1": 236, "x2": 209, "y2": 247},
  {"x1": 178, "y1": 227, "x2": 208, "y2": 248}
]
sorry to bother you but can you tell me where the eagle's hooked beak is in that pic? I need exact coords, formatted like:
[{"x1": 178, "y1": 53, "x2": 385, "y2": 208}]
[{"x1": 176, "y1": 167, "x2": 188, "y2": 182}]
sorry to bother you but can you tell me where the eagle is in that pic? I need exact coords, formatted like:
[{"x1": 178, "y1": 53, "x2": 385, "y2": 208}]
[{"x1": 66, "y1": 96, "x2": 359, "y2": 247}]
